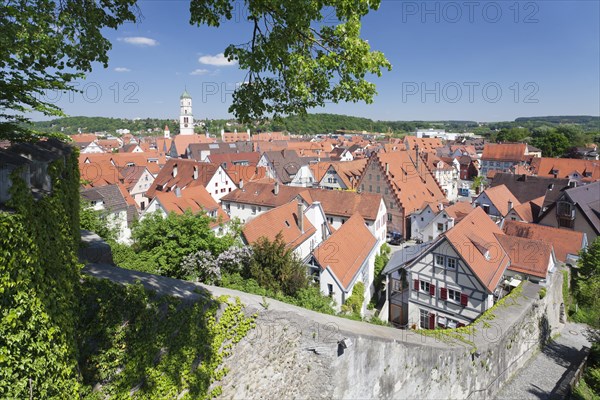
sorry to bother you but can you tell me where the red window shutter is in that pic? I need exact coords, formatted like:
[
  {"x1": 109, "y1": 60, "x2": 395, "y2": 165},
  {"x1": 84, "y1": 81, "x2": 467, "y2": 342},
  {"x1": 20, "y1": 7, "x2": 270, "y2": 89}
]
[
  {"x1": 440, "y1": 287, "x2": 448, "y2": 300},
  {"x1": 460, "y1": 293, "x2": 468, "y2": 307},
  {"x1": 429, "y1": 313, "x2": 436, "y2": 329},
  {"x1": 429, "y1": 284, "x2": 436, "y2": 296},
  {"x1": 413, "y1": 279, "x2": 419, "y2": 291}
]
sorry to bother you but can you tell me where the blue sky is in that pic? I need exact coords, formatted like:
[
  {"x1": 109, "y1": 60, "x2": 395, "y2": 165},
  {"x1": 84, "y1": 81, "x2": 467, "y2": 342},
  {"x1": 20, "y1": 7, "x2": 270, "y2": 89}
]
[{"x1": 32, "y1": 0, "x2": 600, "y2": 122}]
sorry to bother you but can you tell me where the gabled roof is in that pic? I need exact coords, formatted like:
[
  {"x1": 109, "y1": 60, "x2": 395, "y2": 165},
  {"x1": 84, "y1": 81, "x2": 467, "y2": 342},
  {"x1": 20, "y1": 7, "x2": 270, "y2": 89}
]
[
  {"x1": 119, "y1": 166, "x2": 149, "y2": 191},
  {"x1": 443, "y1": 202, "x2": 475, "y2": 223},
  {"x1": 187, "y1": 141, "x2": 254, "y2": 161},
  {"x1": 146, "y1": 159, "x2": 223, "y2": 198},
  {"x1": 313, "y1": 213, "x2": 377, "y2": 290},
  {"x1": 207, "y1": 151, "x2": 260, "y2": 167},
  {"x1": 529, "y1": 157, "x2": 600, "y2": 181},
  {"x1": 404, "y1": 136, "x2": 444, "y2": 153},
  {"x1": 496, "y1": 234, "x2": 553, "y2": 279},
  {"x1": 224, "y1": 165, "x2": 268, "y2": 185},
  {"x1": 81, "y1": 184, "x2": 128, "y2": 212},
  {"x1": 171, "y1": 134, "x2": 215, "y2": 156},
  {"x1": 563, "y1": 181, "x2": 600, "y2": 234},
  {"x1": 79, "y1": 151, "x2": 166, "y2": 175},
  {"x1": 221, "y1": 182, "x2": 383, "y2": 221},
  {"x1": 490, "y1": 172, "x2": 570, "y2": 205},
  {"x1": 309, "y1": 159, "x2": 367, "y2": 189},
  {"x1": 262, "y1": 150, "x2": 308, "y2": 184},
  {"x1": 153, "y1": 186, "x2": 229, "y2": 228},
  {"x1": 374, "y1": 151, "x2": 447, "y2": 214},
  {"x1": 443, "y1": 207, "x2": 510, "y2": 292},
  {"x1": 502, "y1": 220, "x2": 585, "y2": 263},
  {"x1": 222, "y1": 131, "x2": 250, "y2": 143},
  {"x1": 70, "y1": 134, "x2": 98, "y2": 143},
  {"x1": 242, "y1": 201, "x2": 316, "y2": 250},
  {"x1": 482, "y1": 143, "x2": 527, "y2": 162},
  {"x1": 478, "y1": 185, "x2": 521, "y2": 216},
  {"x1": 509, "y1": 196, "x2": 544, "y2": 222}
]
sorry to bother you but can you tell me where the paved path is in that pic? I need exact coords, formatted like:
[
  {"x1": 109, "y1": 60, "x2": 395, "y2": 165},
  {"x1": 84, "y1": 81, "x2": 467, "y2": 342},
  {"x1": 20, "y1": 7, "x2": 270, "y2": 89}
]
[{"x1": 495, "y1": 322, "x2": 593, "y2": 400}]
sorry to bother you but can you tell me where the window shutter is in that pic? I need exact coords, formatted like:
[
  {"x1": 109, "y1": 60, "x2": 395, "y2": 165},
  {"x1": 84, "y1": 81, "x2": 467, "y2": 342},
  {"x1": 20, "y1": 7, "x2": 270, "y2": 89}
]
[
  {"x1": 429, "y1": 284, "x2": 436, "y2": 296},
  {"x1": 440, "y1": 287, "x2": 448, "y2": 300},
  {"x1": 413, "y1": 279, "x2": 419, "y2": 291},
  {"x1": 457, "y1": 322, "x2": 465, "y2": 328},
  {"x1": 460, "y1": 293, "x2": 468, "y2": 307},
  {"x1": 429, "y1": 313, "x2": 436, "y2": 329}
]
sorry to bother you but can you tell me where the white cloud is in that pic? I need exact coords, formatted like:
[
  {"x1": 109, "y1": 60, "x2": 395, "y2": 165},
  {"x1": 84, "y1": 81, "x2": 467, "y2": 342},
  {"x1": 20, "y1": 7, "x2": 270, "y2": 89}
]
[
  {"x1": 118, "y1": 36, "x2": 159, "y2": 47},
  {"x1": 190, "y1": 68, "x2": 210, "y2": 76},
  {"x1": 114, "y1": 67, "x2": 131, "y2": 72},
  {"x1": 198, "y1": 53, "x2": 237, "y2": 66}
]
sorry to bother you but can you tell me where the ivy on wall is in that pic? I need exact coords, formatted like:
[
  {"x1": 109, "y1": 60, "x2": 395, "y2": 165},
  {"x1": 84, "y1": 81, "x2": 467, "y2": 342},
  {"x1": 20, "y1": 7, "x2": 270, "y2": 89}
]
[{"x1": 0, "y1": 150, "x2": 82, "y2": 398}]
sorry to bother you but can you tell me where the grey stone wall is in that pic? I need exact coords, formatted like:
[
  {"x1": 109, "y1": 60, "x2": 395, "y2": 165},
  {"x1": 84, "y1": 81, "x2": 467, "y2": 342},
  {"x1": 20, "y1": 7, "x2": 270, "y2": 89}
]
[{"x1": 218, "y1": 269, "x2": 565, "y2": 399}]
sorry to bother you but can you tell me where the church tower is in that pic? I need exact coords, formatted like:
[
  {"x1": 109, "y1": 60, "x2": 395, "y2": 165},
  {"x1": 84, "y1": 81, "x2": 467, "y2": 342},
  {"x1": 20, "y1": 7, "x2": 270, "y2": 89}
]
[{"x1": 179, "y1": 89, "x2": 194, "y2": 135}]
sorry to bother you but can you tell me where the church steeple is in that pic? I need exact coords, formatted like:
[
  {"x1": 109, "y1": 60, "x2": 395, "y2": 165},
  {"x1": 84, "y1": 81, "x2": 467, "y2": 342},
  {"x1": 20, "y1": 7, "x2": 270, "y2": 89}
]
[{"x1": 179, "y1": 89, "x2": 194, "y2": 135}]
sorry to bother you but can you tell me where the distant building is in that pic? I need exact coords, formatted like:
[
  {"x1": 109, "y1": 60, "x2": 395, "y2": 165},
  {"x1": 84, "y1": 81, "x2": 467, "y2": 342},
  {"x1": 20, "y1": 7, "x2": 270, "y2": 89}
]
[{"x1": 179, "y1": 89, "x2": 194, "y2": 135}]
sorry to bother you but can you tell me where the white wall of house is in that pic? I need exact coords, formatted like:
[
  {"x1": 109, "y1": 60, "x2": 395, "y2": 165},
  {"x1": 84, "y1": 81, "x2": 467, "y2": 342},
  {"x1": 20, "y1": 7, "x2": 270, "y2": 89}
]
[
  {"x1": 405, "y1": 240, "x2": 496, "y2": 328},
  {"x1": 410, "y1": 205, "x2": 437, "y2": 241},
  {"x1": 413, "y1": 207, "x2": 459, "y2": 242},
  {"x1": 89, "y1": 202, "x2": 131, "y2": 244},
  {"x1": 338, "y1": 150, "x2": 354, "y2": 162},
  {"x1": 289, "y1": 165, "x2": 315, "y2": 187},
  {"x1": 128, "y1": 168, "x2": 155, "y2": 210},
  {"x1": 318, "y1": 168, "x2": 348, "y2": 190},
  {"x1": 81, "y1": 142, "x2": 104, "y2": 154},
  {"x1": 206, "y1": 166, "x2": 237, "y2": 202},
  {"x1": 433, "y1": 167, "x2": 458, "y2": 202},
  {"x1": 473, "y1": 192, "x2": 503, "y2": 220}
]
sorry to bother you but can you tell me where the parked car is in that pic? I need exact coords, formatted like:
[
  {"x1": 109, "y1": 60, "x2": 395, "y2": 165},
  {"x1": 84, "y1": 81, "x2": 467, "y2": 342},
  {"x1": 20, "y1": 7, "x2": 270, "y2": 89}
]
[{"x1": 388, "y1": 233, "x2": 404, "y2": 245}]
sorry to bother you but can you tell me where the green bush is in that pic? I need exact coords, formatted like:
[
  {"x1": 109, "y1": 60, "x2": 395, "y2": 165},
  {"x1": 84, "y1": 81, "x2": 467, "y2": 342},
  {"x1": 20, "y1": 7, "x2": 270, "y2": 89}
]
[
  {"x1": 342, "y1": 281, "x2": 365, "y2": 316},
  {"x1": 539, "y1": 287, "x2": 547, "y2": 299}
]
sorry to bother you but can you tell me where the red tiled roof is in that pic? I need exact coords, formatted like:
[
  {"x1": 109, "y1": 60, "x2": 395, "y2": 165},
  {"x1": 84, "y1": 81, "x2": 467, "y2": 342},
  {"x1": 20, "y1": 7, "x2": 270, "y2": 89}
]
[
  {"x1": 509, "y1": 196, "x2": 544, "y2": 222},
  {"x1": 529, "y1": 157, "x2": 600, "y2": 181},
  {"x1": 443, "y1": 202, "x2": 475, "y2": 223},
  {"x1": 404, "y1": 137, "x2": 444, "y2": 153},
  {"x1": 242, "y1": 201, "x2": 316, "y2": 250},
  {"x1": 375, "y1": 151, "x2": 447, "y2": 214},
  {"x1": 443, "y1": 207, "x2": 510, "y2": 292},
  {"x1": 221, "y1": 182, "x2": 383, "y2": 221},
  {"x1": 153, "y1": 186, "x2": 229, "y2": 228},
  {"x1": 480, "y1": 185, "x2": 521, "y2": 216},
  {"x1": 502, "y1": 220, "x2": 585, "y2": 263},
  {"x1": 314, "y1": 213, "x2": 377, "y2": 290},
  {"x1": 225, "y1": 165, "x2": 267, "y2": 185},
  {"x1": 208, "y1": 152, "x2": 260, "y2": 166},
  {"x1": 146, "y1": 159, "x2": 222, "y2": 198},
  {"x1": 496, "y1": 234, "x2": 553, "y2": 279},
  {"x1": 172, "y1": 134, "x2": 215, "y2": 156},
  {"x1": 482, "y1": 143, "x2": 527, "y2": 162}
]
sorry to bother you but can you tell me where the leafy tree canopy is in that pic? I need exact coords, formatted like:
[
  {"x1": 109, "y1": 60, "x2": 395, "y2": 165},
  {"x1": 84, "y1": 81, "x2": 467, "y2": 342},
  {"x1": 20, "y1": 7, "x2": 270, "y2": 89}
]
[
  {"x1": 0, "y1": 0, "x2": 139, "y2": 140},
  {"x1": 2, "y1": 0, "x2": 390, "y2": 139}
]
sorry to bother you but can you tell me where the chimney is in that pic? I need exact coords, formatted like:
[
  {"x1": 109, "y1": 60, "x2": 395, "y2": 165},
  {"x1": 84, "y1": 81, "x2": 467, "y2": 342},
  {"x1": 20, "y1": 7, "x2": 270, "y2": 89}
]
[
  {"x1": 385, "y1": 162, "x2": 389, "y2": 175},
  {"x1": 274, "y1": 181, "x2": 280, "y2": 195},
  {"x1": 297, "y1": 201, "x2": 304, "y2": 233},
  {"x1": 175, "y1": 187, "x2": 181, "y2": 198},
  {"x1": 438, "y1": 203, "x2": 444, "y2": 211},
  {"x1": 173, "y1": 164, "x2": 178, "y2": 177},
  {"x1": 239, "y1": 179, "x2": 243, "y2": 189},
  {"x1": 415, "y1": 145, "x2": 420, "y2": 170},
  {"x1": 205, "y1": 131, "x2": 209, "y2": 138},
  {"x1": 508, "y1": 200, "x2": 513, "y2": 211},
  {"x1": 247, "y1": 128, "x2": 250, "y2": 136},
  {"x1": 193, "y1": 166, "x2": 198, "y2": 180},
  {"x1": 220, "y1": 129, "x2": 225, "y2": 139},
  {"x1": 234, "y1": 129, "x2": 237, "y2": 134}
]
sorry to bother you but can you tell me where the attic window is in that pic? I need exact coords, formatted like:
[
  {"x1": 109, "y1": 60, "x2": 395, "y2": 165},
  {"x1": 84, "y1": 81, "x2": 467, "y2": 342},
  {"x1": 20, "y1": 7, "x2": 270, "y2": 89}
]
[{"x1": 285, "y1": 220, "x2": 290, "y2": 227}]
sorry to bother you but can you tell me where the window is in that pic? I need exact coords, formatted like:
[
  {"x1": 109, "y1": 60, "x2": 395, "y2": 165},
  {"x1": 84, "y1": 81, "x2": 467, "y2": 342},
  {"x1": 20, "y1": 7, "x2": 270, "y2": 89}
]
[
  {"x1": 376, "y1": 186, "x2": 380, "y2": 193},
  {"x1": 327, "y1": 284, "x2": 334, "y2": 297},
  {"x1": 482, "y1": 204, "x2": 490, "y2": 214},
  {"x1": 446, "y1": 288, "x2": 460, "y2": 302},
  {"x1": 420, "y1": 281, "x2": 430, "y2": 293},
  {"x1": 369, "y1": 174, "x2": 372, "y2": 180},
  {"x1": 385, "y1": 188, "x2": 389, "y2": 195},
  {"x1": 435, "y1": 255, "x2": 445, "y2": 266},
  {"x1": 251, "y1": 206, "x2": 256, "y2": 215},
  {"x1": 387, "y1": 213, "x2": 393, "y2": 222},
  {"x1": 420, "y1": 309, "x2": 431, "y2": 329},
  {"x1": 361, "y1": 184, "x2": 365, "y2": 192},
  {"x1": 437, "y1": 223, "x2": 444, "y2": 231},
  {"x1": 447, "y1": 258, "x2": 457, "y2": 270},
  {"x1": 369, "y1": 185, "x2": 372, "y2": 192},
  {"x1": 376, "y1": 175, "x2": 380, "y2": 181}
]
